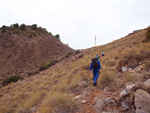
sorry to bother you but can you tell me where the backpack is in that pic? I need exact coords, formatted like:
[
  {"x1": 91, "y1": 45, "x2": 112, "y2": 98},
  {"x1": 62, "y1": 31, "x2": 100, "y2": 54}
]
[{"x1": 92, "y1": 58, "x2": 98, "y2": 69}]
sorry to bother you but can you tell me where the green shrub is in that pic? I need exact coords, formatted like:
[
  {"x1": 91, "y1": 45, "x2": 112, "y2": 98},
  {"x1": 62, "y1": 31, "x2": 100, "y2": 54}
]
[
  {"x1": 48, "y1": 32, "x2": 52, "y2": 35},
  {"x1": 31, "y1": 24, "x2": 37, "y2": 30},
  {"x1": 55, "y1": 34, "x2": 60, "y2": 41},
  {"x1": 39, "y1": 60, "x2": 59, "y2": 71},
  {"x1": 79, "y1": 54, "x2": 84, "y2": 58},
  {"x1": 13, "y1": 23, "x2": 19, "y2": 29},
  {"x1": 20, "y1": 24, "x2": 26, "y2": 30},
  {"x1": 65, "y1": 51, "x2": 74, "y2": 58},
  {"x1": 2, "y1": 75, "x2": 24, "y2": 86},
  {"x1": 75, "y1": 50, "x2": 81, "y2": 54},
  {"x1": 2, "y1": 25, "x2": 7, "y2": 29}
]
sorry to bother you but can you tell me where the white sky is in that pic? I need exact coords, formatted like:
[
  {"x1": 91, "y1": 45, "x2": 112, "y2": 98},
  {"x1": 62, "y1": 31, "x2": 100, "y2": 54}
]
[{"x1": 0, "y1": 0, "x2": 150, "y2": 49}]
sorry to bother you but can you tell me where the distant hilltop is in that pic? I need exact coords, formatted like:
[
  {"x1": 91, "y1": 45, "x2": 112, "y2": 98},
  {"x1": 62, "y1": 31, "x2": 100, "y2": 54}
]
[{"x1": 0, "y1": 23, "x2": 73, "y2": 79}]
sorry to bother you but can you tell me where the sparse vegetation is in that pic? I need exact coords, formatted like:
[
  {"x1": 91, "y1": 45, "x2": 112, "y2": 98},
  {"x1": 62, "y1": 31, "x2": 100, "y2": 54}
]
[
  {"x1": 39, "y1": 60, "x2": 59, "y2": 71},
  {"x1": 20, "y1": 24, "x2": 26, "y2": 30},
  {"x1": 0, "y1": 26, "x2": 150, "y2": 113},
  {"x1": 99, "y1": 69, "x2": 115, "y2": 87},
  {"x1": 31, "y1": 24, "x2": 37, "y2": 30},
  {"x1": 79, "y1": 54, "x2": 84, "y2": 58},
  {"x1": 65, "y1": 51, "x2": 74, "y2": 58},
  {"x1": 55, "y1": 34, "x2": 61, "y2": 41},
  {"x1": 40, "y1": 92, "x2": 77, "y2": 113},
  {"x1": 2, "y1": 75, "x2": 24, "y2": 86},
  {"x1": 12, "y1": 23, "x2": 19, "y2": 29},
  {"x1": 2, "y1": 25, "x2": 7, "y2": 29}
]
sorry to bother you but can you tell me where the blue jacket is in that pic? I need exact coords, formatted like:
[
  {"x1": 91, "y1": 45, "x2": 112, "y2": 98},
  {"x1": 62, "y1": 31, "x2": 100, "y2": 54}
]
[{"x1": 90, "y1": 60, "x2": 101, "y2": 71}]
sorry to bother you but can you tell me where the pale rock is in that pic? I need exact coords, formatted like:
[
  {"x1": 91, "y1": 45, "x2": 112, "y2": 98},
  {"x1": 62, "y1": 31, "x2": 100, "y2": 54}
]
[
  {"x1": 144, "y1": 79, "x2": 150, "y2": 88},
  {"x1": 74, "y1": 95, "x2": 81, "y2": 100},
  {"x1": 126, "y1": 84, "x2": 136, "y2": 93},
  {"x1": 94, "y1": 98, "x2": 105, "y2": 112},
  {"x1": 120, "y1": 89, "x2": 128, "y2": 98},
  {"x1": 121, "y1": 101, "x2": 129, "y2": 110},
  {"x1": 105, "y1": 97, "x2": 117, "y2": 106},
  {"x1": 134, "y1": 89, "x2": 150, "y2": 113},
  {"x1": 128, "y1": 68, "x2": 132, "y2": 71},
  {"x1": 82, "y1": 100, "x2": 87, "y2": 104},
  {"x1": 122, "y1": 66, "x2": 128, "y2": 72}
]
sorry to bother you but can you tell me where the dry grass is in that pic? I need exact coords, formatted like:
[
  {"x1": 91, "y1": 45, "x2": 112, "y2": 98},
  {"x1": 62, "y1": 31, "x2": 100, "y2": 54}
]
[
  {"x1": 40, "y1": 92, "x2": 77, "y2": 113},
  {"x1": 0, "y1": 28, "x2": 149, "y2": 113}
]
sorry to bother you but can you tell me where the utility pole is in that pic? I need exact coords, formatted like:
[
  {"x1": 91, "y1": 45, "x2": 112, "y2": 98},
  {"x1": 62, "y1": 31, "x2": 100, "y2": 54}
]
[{"x1": 95, "y1": 35, "x2": 96, "y2": 46}]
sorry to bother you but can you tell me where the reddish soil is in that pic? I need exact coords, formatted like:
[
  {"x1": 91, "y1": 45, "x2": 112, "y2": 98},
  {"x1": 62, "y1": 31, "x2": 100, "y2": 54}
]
[{"x1": 0, "y1": 29, "x2": 72, "y2": 80}]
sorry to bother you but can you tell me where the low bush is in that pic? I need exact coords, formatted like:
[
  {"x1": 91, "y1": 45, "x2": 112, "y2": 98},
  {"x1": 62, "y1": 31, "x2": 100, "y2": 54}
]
[
  {"x1": 55, "y1": 34, "x2": 61, "y2": 41},
  {"x1": 79, "y1": 54, "x2": 84, "y2": 58},
  {"x1": 20, "y1": 24, "x2": 26, "y2": 30},
  {"x1": 31, "y1": 24, "x2": 37, "y2": 30},
  {"x1": 75, "y1": 50, "x2": 81, "y2": 54},
  {"x1": 2, "y1": 75, "x2": 24, "y2": 86},
  {"x1": 2, "y1": 25, "x2": 7, "y2": 29},
  {"x1": 39, "y1": 60, "x2": 59, "y2": 71},
  {"x1": 13, "y1": 23, "x2": 19, "y2": 29},
  {"x1": 65, "y1": 51, "x2": 74, "y2": 58},
  {"x1": 99, "y1": 70, "x2": 114, "y2": 87}
]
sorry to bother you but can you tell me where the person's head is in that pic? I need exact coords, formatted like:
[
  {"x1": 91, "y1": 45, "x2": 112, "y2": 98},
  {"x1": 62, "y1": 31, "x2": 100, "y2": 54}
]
[{"x1": 95, "y1": 55, "x2": 99, "y2": 60}]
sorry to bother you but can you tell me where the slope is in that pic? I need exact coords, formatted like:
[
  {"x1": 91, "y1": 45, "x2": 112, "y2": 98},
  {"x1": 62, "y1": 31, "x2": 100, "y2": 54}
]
[
  {"x1": 0, "y1": 27, "x2": 150, "y2": 113},
  {"x1": 0, "y1": 24, "x2": 72, "y2": 80}
]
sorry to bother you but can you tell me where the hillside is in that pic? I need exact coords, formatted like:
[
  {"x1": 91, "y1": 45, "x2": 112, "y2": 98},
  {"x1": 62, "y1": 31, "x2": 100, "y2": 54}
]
[
  {"x1": 0, "y1": 24, "x2": 72, "y2": 81},
  {"x1": 0, "y1": 27, "x2": 150, "y2": 113}
]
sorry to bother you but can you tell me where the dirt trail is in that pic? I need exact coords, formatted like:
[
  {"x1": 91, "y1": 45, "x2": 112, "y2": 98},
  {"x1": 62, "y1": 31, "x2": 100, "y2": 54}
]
[{"x1": 76, "y1": 86, "x2": 101, "y2": 113}]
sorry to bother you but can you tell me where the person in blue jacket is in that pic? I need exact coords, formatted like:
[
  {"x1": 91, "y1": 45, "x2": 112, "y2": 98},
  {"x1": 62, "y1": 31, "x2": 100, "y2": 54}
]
[{"x1": 90, "y1": 55, "x2": 101, "y2": 86}]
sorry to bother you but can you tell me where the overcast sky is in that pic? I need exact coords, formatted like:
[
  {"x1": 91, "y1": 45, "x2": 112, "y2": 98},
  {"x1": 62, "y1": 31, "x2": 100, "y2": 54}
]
[{"x1": 0, "y1": 0, "x2": 150, "y2": 49}]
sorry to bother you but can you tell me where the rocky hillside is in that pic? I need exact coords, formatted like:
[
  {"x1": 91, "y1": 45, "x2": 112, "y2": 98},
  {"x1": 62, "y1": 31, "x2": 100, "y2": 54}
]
[
  {"x1": 0, "y1": 27, "x2": 150, "y2": 113},
  {"x1": 0, "y1": 24, "x2": 72, "y2": 79}
]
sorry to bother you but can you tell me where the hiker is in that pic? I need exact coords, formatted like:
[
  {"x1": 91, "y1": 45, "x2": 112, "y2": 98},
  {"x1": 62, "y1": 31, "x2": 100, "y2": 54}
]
[
  {"x1": 101, "y1": 52, "x2": 104, "y2": 56},
  {"x1": 90, "y1": 55, "x2": 101, "y2": 86}
]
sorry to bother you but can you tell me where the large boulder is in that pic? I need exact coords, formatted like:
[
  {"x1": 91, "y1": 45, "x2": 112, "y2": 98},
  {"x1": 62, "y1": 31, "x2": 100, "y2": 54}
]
[{"x1": 134, "y1": 89, "x2": 150, "y2": 113}]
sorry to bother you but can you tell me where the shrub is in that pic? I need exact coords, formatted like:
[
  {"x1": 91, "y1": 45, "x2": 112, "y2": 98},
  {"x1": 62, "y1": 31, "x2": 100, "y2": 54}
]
[
  {"x1": 55, "y1": 34, "x2": 60, "y2": 41},
  {"x1": 39, "y1": 60, "x2": 59, "y2": 71},
  {"x1": 65, "y1": 51, "x2": 74, "y2": 58},
  {"x1": 2, "y1": 25, "x2": 7, "y2": 29},
  {"x1": 75, "y1": 50, "x2": 81, "y2": 54},
  {"x1": 48, "y1": 32, "x2": 52, "y2": 35},
  {"x1": 2, "y1": 75, "x2": 24, "y2": 86},
  {"x1": 79, "y1": 54, "x2": 84, "y2": 58},
  {"x1": 99, "y1": 70, "x2": 114, "y2": 87},
  {"x1": 13, "y1": 23, "x2": 19, "y2": 29},
  {"x1": 31, "y1": 24, "x2": 37, "y2": 30},
  {"x1": 20, "y1": 24, "x2": 26, "y2": 30}
]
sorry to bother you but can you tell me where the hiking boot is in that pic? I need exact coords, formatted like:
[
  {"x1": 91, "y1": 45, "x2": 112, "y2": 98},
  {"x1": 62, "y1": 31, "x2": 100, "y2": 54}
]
[{"x1": 93, "y1": 83, "x2": 97, "y2": 86}]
